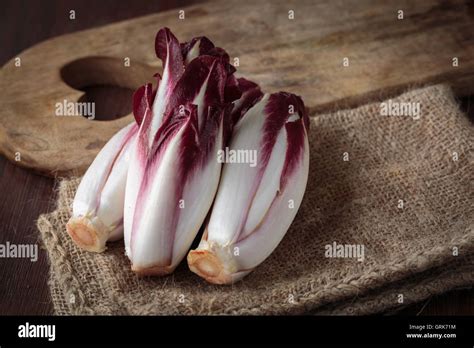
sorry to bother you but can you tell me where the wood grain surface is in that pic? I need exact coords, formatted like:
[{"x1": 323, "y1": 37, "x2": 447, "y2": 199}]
[
  {"x1": 0, "y1": 0, "x2": 473, "y2": 175},
  {"x1": 0, "y1": 0, "x2": 472, "y2": 315}
]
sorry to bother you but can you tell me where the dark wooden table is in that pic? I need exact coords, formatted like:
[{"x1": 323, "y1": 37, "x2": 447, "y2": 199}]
[{"x1": 0, "y1": 0, "x2": 471, "y2": 315}]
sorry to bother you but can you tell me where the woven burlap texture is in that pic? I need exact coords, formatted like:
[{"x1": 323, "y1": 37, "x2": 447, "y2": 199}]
[{"x1": 37, "y1": 84, "x2": 474, "y2": 315}]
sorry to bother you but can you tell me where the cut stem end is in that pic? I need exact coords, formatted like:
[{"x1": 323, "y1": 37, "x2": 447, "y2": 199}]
[
  {"x1": 187, "y1": 249, "x2": 232, "y2": 284},
  {"x1": 66, "y1": 216, "x2": 108, "y2": 253}
]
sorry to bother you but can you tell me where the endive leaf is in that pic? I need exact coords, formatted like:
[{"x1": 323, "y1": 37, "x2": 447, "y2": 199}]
[
  {"x1": 150, "y1": 28, "x2": 184, "y2": 143},
  {"x1": 181, "y1": 36, "x2": 214, "y2": 64}
]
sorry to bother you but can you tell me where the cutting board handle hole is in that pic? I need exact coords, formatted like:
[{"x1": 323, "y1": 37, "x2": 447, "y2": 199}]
[{"x1": 60, "y1": 56, "x2": 156, "y2": 121}]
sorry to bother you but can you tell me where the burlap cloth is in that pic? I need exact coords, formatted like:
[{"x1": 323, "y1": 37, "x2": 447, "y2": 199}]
[{"x1": 37, "y1": 84, "x2": 474, "y2": 315}]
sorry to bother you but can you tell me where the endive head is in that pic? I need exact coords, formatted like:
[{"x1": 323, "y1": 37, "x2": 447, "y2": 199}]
[
  {"x1": 124, "y1": 28, "x2": 241, "y2": 276},
  {"x1": 188, "y1": 91, "x2": 310, "y2": 284},
  {"x1": 128, "y1": 100, "x2": 229, "y2": 276},
  {"x1": 67, "y1": 122, "x2": 138, "y2": 252}
]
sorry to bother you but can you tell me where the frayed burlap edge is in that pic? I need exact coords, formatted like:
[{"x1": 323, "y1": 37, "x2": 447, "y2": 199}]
[{"x1": 314, "y1": 254, "x2": 474, "y2": 315}]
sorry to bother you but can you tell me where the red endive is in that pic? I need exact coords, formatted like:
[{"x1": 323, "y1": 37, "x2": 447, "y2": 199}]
[
  {"x1": 124, "y1": 28, "x2": 240, "y2": 275},
  {"x1": 66, "y1": 122, "x2": 138, "y2": 252},
  {"x1": 188, "y1": 92, "x2": 310, "y2": 284}
]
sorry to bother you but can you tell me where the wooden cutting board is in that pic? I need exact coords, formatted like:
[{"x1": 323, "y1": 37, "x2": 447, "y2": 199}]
[{"x1": 1, "y1": 0, "x2": 473, "y2": 176}]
